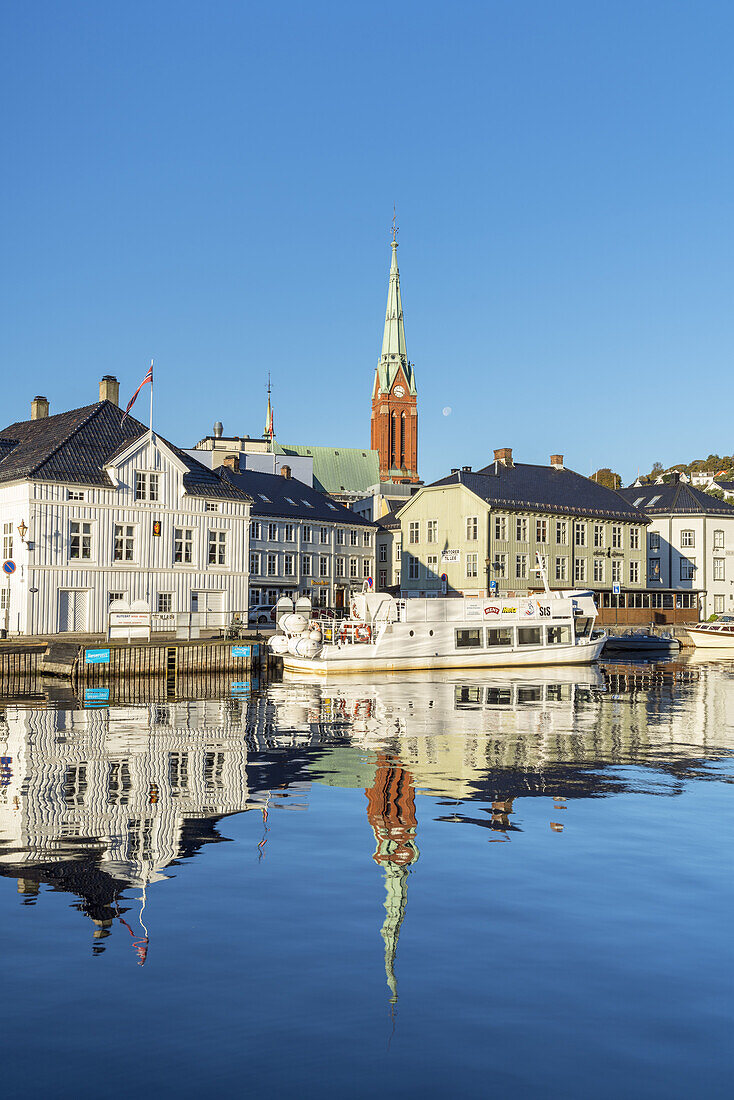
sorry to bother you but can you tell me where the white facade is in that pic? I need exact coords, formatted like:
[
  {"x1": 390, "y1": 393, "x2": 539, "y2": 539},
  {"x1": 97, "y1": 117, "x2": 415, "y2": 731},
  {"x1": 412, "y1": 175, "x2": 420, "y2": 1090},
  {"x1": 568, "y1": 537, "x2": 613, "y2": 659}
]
[
  {"x1": 646, "y1": 513, "x2": 734, "y2": 619},
  {"x1": 0, "y1": 434, "x2": 250, "y2": 635}
]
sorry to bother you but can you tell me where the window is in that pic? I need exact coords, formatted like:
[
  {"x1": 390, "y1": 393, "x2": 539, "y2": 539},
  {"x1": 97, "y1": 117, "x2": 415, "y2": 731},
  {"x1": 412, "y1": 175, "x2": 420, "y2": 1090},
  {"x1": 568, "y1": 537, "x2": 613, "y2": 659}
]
[
  {"x1": 336, "y1": 557, "x2": 345, "y2": 578},
  {"x1": 555, "y1": 557, "x2": 568, "y2": 582},
  {"x1": 714, "y1": 595, "x2": 725, "y2": 614},
  {"x1": 633, "y1": 496, "x2": 645, "y2": 507},
  {"x1": 351, "y1": 557, "x2": 359, "y2": 579},
  {"x1": 113, "y1": 524, "x2": 135, "y2": 562},
  {"x1": 574, "y1": 522, "x2": 586, "y2": 547},
  {"x1": 379, "y1": 544, "x2": 387, "y2": 562},
  {"x1": 681, "y1": 530, "x2": 695, "y2": 548},
  {"x1": 301, "y1": 499, "x2": 313, "y2": 508},
  {"x1": 518, "y1": 627, "x2": 542, "y2": 646},
  {"x1": 135, "y1": 471, "x2": 159, "y2": 502},
  {"x1": 285, "y1": 524, "x2": 295, "y2": 542},
  {"x1": 466, "y1": 552, "x2": 478, "y2": 578},
  {"x1": 649, "y1": 558, "x2": 660, "y2": 581},
  {"x1": 379, "y1": 569, "x2": 387, "y2": 588},
  {"x1": 208, "y1": 530, "x2": 226, "y2": 565},
  {"x1": 108, "y1": 591, "x2": 125, "y2": 605},
  {"x1": 547, "y1": 625, "x2": 572, "y2": 645},
  {"x1": 303, "y1": 525, "x2": 312, "y2": 543},
  {"x1": 714, "y1": 558, "x2": 725, "y2": 581},
  {"x1": 174, "y1": 528, "x2": 193, "y2": 564},
  {"x1": 649, "y1": 531, "x2": 660, "y2": 550},
  {"x1": 556, "y1": 521, "x2": 567, "y2": 545},
  {"x1": 205, "y1": 502, "x2": 218, "y2": 512},
  {"x1": 249, "y1": 551, "x2": 260, "y2": 575},
  {"x1": 320, "y1": 556, "x2": 329, "y2": 577},
  {"x1": 680, "y1": 558, "x2": 695, "y2": 581},
  {"x1": 157, "y1": 593, "x2": 173, "y2": 613},
  {"x1": 427, "y1": 520, "x2": 438, "y2": 543},
  {"x1": 2, "y1": 522, "x2": 12, "y2": 560},
  {"x1": 648, "y1": 495, "x2": 661, "y2": 507},
  {"x1": 466, "y1": 516, "x2": 478, "y2": 541},
  {"x1": 283, "y1": 553, "x2": 294, "y2": 576},
  {"x1": 455, "y1": 628, "x2": 482, "y2": 649},
  {"x1": 267, "y1": 553, "x2": 277, "y2": 576},
  {"x1": 69, "y1": 521, "x2": 92, "y2": 560},
  {"x1": 611, "y1": 526, "x2": 623, "y2": 549},
  {"x1": 611, "y1": 559, "x2": 622, "y2": 583},
  {"x1": 574, "y1": 558, "x2": 587, "y2": 582},
  {"x1": 516, "y1": 554, "x2": 528, "y2": 580},
  {"x1": 302, "y1": 555, "x2": 312, "y2": 577},
  {"x1": 593, "y1": 557, "x2": 605, "y2": 583},
  {"x1": 629, "y1": 560, "x2": 640, "y2": 584},
  {"x1": 536, "y1": 519, "x2": 548, "y2": 544},
  {"x1": 516, "y1": 517, "x2": 528, "y2": 542},
  {"x1": 0, "y1": 589, "x2": 8, "y2": 612},
  {"x1": 494, "y1": 515, "x2": 507, "y2": 540},
  {"x1": 408, "y1": 557, "x2": 419, "y2": 580},
  {"x1": 250, "y1": 521, "x2": 261, "y2": 540},
  {"x1": 336, "y1": 529, "x2": 345, "y2": 545},
  {"x1": 268, "y1": 523, "x2": 278, "y2": 541},
  {"x1": 320, "y1": 527, "x2": 329, "y2": 544},
  {"x1": 486, "y1": 627, "x2": 513, "y2": 647},
  {"x1": 493, "y1": 553, "x2": 507, "y2": 578},
  {"x1": 360, "y1": 558, "x2": 368, "y2": 578},
  {"x1": 593, "y1": 524, "x2": 604, "y2": 548},
  {"x1": 409, "y1": 522, "x2": 419, "y2": 544},
  {"x1": 350, "y1": 531, "x2": 359, "y2": 547},
  {"x1": 395, "y1": 544, "x2": 401, "y2": 561},
  {"x1": 363, "y1": 532, "x2": 372, "y2": 547},
  {"x1": 714, "y1": 529, "x2": 724, "y2": 550},
  {"x1": 67, "y1": 490, "x2": 84, "y2": 501},
  {"x1": 630, "y1": 527, "x2": 640, "y2": 550},
  {"x1": 427, "y1": 554, "x2": 438, "y2": 576}
]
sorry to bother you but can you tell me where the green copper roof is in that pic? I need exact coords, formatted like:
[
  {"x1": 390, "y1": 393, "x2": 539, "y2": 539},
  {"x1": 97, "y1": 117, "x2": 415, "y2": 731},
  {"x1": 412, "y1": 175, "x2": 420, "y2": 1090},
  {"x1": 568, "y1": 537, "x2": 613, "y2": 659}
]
[
  {"x1": 375, "y1": 240, "x2": 417, "y2": 396},
  {"x1": 277, "y1": 442, "x2": 379, "y2": 495}
]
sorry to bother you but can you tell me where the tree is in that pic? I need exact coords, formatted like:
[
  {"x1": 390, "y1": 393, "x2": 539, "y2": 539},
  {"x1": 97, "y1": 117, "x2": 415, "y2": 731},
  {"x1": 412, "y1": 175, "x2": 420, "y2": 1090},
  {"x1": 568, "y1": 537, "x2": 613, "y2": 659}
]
[
  {"x1": 592, "y1": 467, "x2": 622, "y2": 490},
  {"x1": 650, "y1": 461, "x2": 664, "y2": 476}
]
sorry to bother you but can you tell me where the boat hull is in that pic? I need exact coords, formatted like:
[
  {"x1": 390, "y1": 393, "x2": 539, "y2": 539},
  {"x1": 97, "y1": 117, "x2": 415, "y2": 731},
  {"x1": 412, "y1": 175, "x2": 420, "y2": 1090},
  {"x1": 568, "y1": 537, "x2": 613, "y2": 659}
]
[
  {"x1": 687, "y1": 628, "x2": 734, "y2": 650},
  {"x1": 282, "y1": 635, "x2": 606, "y2": 675}
]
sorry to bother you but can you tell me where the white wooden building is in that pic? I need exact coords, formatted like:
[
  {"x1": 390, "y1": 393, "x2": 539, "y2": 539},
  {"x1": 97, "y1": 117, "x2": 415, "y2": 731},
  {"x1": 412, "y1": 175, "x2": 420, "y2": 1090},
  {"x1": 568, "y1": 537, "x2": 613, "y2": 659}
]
[{"x1": 0, "y1": 380, "x2": 251, "y2": 635}]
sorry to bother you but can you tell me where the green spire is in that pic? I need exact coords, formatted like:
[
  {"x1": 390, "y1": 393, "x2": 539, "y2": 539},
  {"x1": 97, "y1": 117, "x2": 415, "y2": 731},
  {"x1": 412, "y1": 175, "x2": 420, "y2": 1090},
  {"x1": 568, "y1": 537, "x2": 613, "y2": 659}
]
[{"x1": 375, "y1": 226, "x2": 417, "y2": 396}]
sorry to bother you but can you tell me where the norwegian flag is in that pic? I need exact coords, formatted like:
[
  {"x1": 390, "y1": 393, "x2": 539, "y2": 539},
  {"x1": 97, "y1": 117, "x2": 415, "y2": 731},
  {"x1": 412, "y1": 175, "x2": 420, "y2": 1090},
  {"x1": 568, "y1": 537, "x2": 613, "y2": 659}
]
[{"x1": 122, "y1": 363, "x2": 153, "y2": 422}]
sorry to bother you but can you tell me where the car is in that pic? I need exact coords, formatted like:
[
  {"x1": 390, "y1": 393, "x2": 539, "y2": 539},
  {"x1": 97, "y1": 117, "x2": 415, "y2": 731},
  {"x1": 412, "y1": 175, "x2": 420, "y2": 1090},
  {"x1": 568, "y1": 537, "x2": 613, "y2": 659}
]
[{"x1": 248, "y1": 604, "x2": 276, "y2": 625}]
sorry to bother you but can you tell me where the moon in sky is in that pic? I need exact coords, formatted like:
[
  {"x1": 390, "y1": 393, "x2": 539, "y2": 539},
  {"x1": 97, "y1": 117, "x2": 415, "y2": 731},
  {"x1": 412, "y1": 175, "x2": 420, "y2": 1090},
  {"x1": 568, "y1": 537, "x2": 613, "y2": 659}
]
[{"x1": 442, "y1": 406, "x2": 452, "y2": 417}]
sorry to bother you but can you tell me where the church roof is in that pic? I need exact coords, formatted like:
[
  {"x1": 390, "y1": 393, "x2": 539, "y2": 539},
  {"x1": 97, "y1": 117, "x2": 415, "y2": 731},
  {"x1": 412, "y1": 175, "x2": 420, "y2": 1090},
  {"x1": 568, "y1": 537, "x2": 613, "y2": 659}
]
[{"x1": 375, "y1": 239, "x2": 416, "y2": 396}]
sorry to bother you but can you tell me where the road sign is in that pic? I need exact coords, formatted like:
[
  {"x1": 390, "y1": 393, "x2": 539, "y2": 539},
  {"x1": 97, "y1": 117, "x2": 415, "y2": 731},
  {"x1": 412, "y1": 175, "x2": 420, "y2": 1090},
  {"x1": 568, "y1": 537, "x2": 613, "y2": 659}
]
[
  {"x1": 2, "y1": 560, "x2": 15, "y2": 575},
  {"x1": 612, "y1": 582, "x2": 621, "y2": 596},
  {"x1": 367, "y1": 577, "x2": 373, "y2": 588},
  {"x1": 489, "y1": 580, "x2": 497, "y2": 592}
]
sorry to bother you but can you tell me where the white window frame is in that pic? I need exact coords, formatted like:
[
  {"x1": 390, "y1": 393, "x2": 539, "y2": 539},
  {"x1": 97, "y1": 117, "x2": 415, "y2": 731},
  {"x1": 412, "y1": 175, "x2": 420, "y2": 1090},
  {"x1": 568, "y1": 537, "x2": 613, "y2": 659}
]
[
  {"x1": 466, "y1": 516, "x2": 478, "y2": 541},
  {"x1": 135, "y1": 471, "x2": 159, "y2": 502},
  {"x1": 69, "y1": 520, "x2": 92, "y2": 561},
  {"x1": 113, "y1": 523, "x2": 135, "y2": 563},
  {"x1": 208, "y1": 530, "x2": 227, "y2": 566},
  {"x1": 174, "y1": 528, "x2": 194, "y2": 565}
]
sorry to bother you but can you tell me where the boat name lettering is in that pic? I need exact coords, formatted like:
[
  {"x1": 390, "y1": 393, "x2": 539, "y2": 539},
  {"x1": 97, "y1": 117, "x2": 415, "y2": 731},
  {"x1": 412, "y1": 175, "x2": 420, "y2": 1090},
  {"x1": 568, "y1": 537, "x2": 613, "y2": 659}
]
[{"x1": 538, "y1": 604, "x2": 551, "y2": 617}]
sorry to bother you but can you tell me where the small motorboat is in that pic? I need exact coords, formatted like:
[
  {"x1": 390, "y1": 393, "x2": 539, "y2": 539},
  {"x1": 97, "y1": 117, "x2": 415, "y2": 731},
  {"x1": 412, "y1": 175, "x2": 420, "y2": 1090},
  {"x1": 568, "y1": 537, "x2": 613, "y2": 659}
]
[
  {"x1": 603, "y1": 630, "x2": 680, "y2": 655},
  {"x1": 686, "y1": 616, "x2": 734, "y2": 650}
]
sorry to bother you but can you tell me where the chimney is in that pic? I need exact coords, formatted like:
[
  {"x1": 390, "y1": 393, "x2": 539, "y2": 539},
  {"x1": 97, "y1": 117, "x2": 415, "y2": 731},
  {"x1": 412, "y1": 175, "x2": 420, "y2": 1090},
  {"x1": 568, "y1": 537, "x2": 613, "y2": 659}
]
[
  {"x1": 672, "y1": 471, "x2": 680, "y2": 484},
  {"x1": 551, "y1": 454, "x2": 564, "y2": 469},
  {"x1": 99, "y1": 375, "x2": 119, "y2": 406},
  {"x1": 31, "y1": 396, "x2": 49, "y2": 420},
  {"x1": 494, "y1": 447, "x2": 513, "y2": 467},
  {"x1": 280, "y1": 464, "x2": 292, "y2": 479},
  {"x1": 450, "y1": 467, "x2": 460, "y2": 475},
  {"x1": 222, "y1": 454, "x2": 240, "y2": 473},
  {"x1": 462, "y1": 465, "x2": 472, "y2": 473}
]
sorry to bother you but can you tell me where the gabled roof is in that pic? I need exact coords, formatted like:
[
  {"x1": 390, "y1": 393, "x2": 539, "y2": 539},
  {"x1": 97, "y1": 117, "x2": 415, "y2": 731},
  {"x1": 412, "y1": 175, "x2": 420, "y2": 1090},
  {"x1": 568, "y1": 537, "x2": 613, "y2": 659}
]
[
  {"x1": 618, "y1": 482, "x2": 734, "y2": 516},
  {"x1": 218, "y1": 467, "x2": 376, "y2": 526},
  {"x1": 0, "y1": 401, "x2": 250, "y2": 501},
  {"x1": 275, "y1": 443, "x2": 379, "y2": 496},
  {"x1": 713, "y1": 480, "x2": 734, "y2": 492},
  {"x1": 375, "y1": 507, "x2": 402, "y2": 531},
  {"x1": 426, "y1": 462, "x2": 647, "y2": 521}
]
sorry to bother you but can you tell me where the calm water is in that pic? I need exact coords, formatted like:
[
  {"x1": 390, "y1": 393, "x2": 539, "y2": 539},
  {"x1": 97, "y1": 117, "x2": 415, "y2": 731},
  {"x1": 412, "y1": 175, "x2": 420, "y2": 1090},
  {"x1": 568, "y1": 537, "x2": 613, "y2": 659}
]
[{"x1": 0, "y1": 659, "x2": 732, "y2": 1098}]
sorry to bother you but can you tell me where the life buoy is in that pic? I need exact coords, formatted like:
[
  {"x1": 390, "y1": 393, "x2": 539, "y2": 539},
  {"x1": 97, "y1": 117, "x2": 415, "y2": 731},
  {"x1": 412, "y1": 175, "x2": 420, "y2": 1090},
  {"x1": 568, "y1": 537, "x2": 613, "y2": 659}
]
[{"x1": 354, "y1": 625, "x2": 372, "y2": 644}]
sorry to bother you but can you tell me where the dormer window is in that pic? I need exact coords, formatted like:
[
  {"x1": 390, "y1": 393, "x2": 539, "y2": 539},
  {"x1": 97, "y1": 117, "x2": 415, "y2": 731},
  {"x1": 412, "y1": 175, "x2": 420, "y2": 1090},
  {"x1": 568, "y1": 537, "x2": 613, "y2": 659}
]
[
  {"x1": 135, "y1": 471, "x2": 159, "y2": 502},
  {"x1": 205, "y1": 502, "x2": 219, "y2": 512}
]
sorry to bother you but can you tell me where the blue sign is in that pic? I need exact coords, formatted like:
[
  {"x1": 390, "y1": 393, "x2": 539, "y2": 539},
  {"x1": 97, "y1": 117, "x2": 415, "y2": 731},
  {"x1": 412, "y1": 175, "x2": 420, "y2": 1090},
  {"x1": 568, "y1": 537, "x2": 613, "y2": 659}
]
[
  {"x1": 232, "y1": 645, "x2": 251, "y2": 658},
  {"x1": 231, "y1": 681, "x2": 250, "y2": 695},
  {"x1": 2, "y1": 560, "x2": 15, "y2": 575},
  {"x1": 85, "y1": 648, "x2": 110, "y2": 665},
  {"x1": 367, "y1": 577, "x2": 373, "y2": 588},
  {"x1": 612, "y1": 582, "x2": 621, "y2": 596},
  {"x1": 490, "y1": 580, "x2": 497, "y2": 592},
  {"x1": 84, "y1": 687, "x2": 110, "y2": 704}
]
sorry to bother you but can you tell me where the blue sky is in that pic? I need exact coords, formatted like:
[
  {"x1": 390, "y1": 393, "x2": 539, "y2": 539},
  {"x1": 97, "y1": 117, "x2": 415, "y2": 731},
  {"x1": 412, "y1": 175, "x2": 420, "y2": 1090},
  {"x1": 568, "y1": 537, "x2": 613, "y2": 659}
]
[{"x1": 1, "y1": 1, "x2": 733, "y2": 484}]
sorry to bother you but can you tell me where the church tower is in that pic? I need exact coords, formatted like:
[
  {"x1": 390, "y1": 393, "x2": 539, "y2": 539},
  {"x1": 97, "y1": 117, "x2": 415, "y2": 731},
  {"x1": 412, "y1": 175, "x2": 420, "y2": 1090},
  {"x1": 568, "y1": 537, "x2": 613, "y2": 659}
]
[{"x1": 371, "y1": 224, "x2": 419, "y2": 483}]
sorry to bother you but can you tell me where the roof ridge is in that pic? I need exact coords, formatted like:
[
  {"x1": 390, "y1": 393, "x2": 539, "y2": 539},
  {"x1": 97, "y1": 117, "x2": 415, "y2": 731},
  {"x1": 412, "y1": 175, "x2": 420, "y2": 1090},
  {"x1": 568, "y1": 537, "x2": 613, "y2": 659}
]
[{"x1": 24, "y1": 402, "x2": 106, "y2": 478}]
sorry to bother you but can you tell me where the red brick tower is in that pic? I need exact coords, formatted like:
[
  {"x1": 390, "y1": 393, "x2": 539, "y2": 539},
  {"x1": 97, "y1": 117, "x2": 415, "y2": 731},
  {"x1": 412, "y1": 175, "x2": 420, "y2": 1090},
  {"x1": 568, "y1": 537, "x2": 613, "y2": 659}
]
[{"x1": 370, "y1": 226, "x2": 419, "y2": 483}]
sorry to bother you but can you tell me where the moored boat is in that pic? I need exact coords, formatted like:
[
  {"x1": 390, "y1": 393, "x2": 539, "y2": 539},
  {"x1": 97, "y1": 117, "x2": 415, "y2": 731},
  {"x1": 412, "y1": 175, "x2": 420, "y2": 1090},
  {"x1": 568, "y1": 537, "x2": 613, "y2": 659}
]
[
  {"x1": 603, "y1": 631, "x2": 680, "y2": 656},
  {"x1": 686, "y1": 616, "x2": 734, "y2": 649}
]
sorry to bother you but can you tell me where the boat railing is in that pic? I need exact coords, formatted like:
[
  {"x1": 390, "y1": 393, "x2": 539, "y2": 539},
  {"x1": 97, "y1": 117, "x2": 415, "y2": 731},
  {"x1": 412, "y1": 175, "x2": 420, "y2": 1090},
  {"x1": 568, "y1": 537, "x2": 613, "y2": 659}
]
[{"x1": 315, "y1": 619, "x2": 375, "y2": 645}]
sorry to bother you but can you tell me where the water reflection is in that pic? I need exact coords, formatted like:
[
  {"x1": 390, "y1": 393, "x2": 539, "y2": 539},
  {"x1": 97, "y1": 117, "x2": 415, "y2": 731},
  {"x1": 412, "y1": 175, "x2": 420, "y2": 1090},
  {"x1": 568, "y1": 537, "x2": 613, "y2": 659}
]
[{"x1": 0, "y1": 661, "x2": 732, "y2": 1000}]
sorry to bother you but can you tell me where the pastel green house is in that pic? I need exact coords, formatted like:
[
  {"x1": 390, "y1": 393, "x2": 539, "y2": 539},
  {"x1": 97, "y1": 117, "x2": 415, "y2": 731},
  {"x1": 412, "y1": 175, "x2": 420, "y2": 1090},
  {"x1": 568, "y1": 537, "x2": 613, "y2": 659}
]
[{"x1": 394, "y1": 449, "x2": 648, "y2": 598}]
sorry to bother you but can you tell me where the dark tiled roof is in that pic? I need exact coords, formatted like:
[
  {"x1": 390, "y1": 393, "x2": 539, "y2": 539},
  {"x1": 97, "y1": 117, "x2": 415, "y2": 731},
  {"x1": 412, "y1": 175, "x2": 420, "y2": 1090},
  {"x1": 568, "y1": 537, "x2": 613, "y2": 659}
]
[
  {"x1": 0, "y1": 401, "x2": 249, "y2": 502},
  {"x1": 375, "y1": 507, "x2": 402, "y2": 530},
  {"x1": 218, "y1": 467, "x2": 377, "y2": 526},
  {"x1": 618, "y1": 483, "x2": 734, "y2": 515},
  {"x1": 714, "y1": 480, "x2": 734, "y2": 492},
  {"x1": 429, "y1": 463, "x2": 647, "y2": 521}
]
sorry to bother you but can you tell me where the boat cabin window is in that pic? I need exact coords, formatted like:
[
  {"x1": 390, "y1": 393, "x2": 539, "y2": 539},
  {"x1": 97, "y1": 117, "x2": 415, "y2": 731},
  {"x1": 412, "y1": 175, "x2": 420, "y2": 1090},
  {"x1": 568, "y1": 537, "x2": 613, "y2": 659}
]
[
  {"x1": 486, "y1": 627, "x2": 513, "y2": 647},
  {"x1": 575, "y1": 617, "x2": 592, "y2": 639},
  {"x1": 455, "y1": 628, "x2": 483, "y2": 648},
  {"x1": 486, "y1": 687, "x2": 512, "y2": 705},
  {"x1": 546, "y1": 625, "x2": 572, "y2": 645},
  {"x1": 517, "y1": 627, "x2": 542, "y2": 646},
  {"x1": 517, "y1": 686, "x2": 543, "y2": 703}
]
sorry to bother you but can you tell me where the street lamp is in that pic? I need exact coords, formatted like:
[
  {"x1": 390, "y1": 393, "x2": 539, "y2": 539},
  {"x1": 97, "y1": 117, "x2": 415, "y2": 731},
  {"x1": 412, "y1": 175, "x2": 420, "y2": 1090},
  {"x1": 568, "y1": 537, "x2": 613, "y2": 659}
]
[{"x1": 17, "y1": 520, "x2": 27, "y2": 542}]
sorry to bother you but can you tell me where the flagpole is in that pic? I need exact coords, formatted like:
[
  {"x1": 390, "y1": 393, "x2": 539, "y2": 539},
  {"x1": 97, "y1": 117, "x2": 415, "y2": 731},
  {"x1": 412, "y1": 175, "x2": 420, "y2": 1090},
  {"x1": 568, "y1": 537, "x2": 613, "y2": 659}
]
[{"x1": 149, "y1": 359, "x2": 154, "y2": 436}]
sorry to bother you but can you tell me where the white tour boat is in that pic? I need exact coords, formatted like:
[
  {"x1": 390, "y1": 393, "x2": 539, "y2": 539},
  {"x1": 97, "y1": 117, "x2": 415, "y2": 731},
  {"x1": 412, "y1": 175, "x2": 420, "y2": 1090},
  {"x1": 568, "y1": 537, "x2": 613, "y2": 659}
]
[
  {"x1": 686, "y1": 616, "x2": 734, "y2": 649},
  {"x1": 268, "y1": 574, "x2": 606, "y2": 675}
]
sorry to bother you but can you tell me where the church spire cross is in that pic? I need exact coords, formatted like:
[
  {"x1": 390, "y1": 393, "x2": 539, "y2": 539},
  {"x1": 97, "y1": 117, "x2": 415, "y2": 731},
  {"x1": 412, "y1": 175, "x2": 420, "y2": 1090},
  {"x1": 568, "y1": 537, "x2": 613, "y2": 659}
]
[{"x1": 391, "y1": 204, "x2": 398, "y2": 244}]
